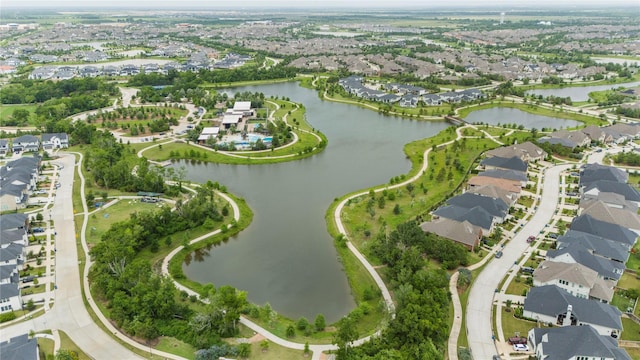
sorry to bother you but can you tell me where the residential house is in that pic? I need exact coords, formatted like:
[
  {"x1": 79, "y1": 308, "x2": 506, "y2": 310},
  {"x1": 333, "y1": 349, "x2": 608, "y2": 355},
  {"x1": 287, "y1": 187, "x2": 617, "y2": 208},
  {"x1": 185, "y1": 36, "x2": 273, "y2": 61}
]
[
  {"x1": 41, "y1": 133, "x2": 69, "y2": 151},
  {"x1": 558, "y1": 230, "x2": 630, "y2": 264},
  {"x1": 0, "y1": 157, "x2": 40, "y2": 211},
  {"x1": 546, "y1": 243, "x2": 626, "y2": 282},
  {"x1": 579, "y1": 164, "x2": 628, "y2": 188},
  {"x1": 523, "y1": 285, "x2": 622, "y2": 337},
  {"x1": 570, "y1": 214, "x2": 637, "y2": 248},
  {"x1": 579, "y1": 192, "x2": 638, "y2": 213},
  {"x1": 538, "y1": 130, "x2": 591, "y2": 149},
  {"x1": 432, "y1": 205, "x2": 495, "y2": 234},
  {"x1": 467, "y1": 184, "x2": 517, "y2": 207},
  {"x1": 581, "y1": 125, "x2": 611, "y2": 143},
  {"x1": 533, "y1": 260, "x2": 615, "y2": 303},
  {"x1": 582, "y1": 181, "x2": 640, "y2": 207},
  {"x1": 477, "y1": 169, "x2": 528, "y2": 187},
  {"x1": 0, "y1": 242, "x2": 24, "y2": 270},
  {"x1": 0, "y1": 264, "x2": 19, "y2": 285},
  {"x1": 484, "y1": 141, "x2": 547, "y2": 162},
  {"x1": 578, "y1": 200, "x2": 640, "y2": 234},
  {"x1": 419, "y1": 218, "x2": 482, "y2": 250},
  {"x1": 445, "y1": 192, "x2": 509, "y2": 223},
  {"x1": 0, "y1": 228, "x2": 28, "y2": 248},
  {"x1": 528, "y1": 325, "x2": 630, "y2": 360},
  {"x1": 467, "y1": 176, "x2": 522, "y2": 196},
  {"x1": 607, "y1": 123, "x2": 640, "y2": 139},
  {"x1": 12, "y1": 135, "x2": 39, "y2": 153},
  {"x1": 479, "y1": 156, "x2": 528, "y2": 172},
  {"x1": 0, "y1": 139, "x2": 9, "y2": 157},
  {"x1": 0, "y1": 214, "x2": 28, "y2": 231},
  {"x1": 0, "y1": 334, "x2": 39, "y2": 359}
]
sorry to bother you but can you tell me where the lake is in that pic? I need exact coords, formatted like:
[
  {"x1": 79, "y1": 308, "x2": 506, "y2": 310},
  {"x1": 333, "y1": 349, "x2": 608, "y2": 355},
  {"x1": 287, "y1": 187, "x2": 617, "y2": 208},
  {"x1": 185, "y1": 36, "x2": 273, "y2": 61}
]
[
  {"x1": 179, "y1": 83, "x2": 581, "y2": 323},
  {"x1": 526, "y1": 80, "x2": 640, "y2": 102}
]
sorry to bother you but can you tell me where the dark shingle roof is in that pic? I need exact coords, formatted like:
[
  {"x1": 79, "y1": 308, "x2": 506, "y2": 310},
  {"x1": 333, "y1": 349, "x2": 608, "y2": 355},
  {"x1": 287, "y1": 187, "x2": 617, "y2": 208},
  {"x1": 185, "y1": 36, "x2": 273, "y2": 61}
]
[
  {"x1": 0, "y1": 334, "x2": 39, "y2": 360},
  {"x1": 524, "y1": 285, "x2": 622, "y2": 330},
  {"x1": 480, "y1": 156, "x2": 528, "y2": 172},
  {"x1": 478, "y1": 169, "x2": 528, "y2": 182},
  {"x1": 584, "y1": 180, "x2": 640, "y2": 202},
  {"x1": 547, "y1": 245, "x2": 625, "y2": 281},
  {"x1": 558, "y1": 230, "x2": 630, "y2": 263},
  {"x1": 570, "y1": 214, "x2": 637, "y2": 247},
  {"x1": 0, "y1": 213, "x2": 28, "y2": 230},
  {"x1": 580, "y1": 164, "x2": 628, "y2": 187},
  {"x1": 446, "y1": 192, "x2": 508, "y2": 219},
  {"x1": 530, "y1": 325, "x2": 630, "y2": 360},
  {"x1": 433, "y1": 205, "x2": 494, "y2": 230}
]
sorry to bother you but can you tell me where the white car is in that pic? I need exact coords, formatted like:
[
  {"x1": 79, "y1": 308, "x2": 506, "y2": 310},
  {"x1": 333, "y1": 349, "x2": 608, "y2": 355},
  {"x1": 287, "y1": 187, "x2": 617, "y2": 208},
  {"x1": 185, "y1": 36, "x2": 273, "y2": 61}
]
[{"x1": 513, "y1": 344, "x2": 529, "y2": 351}]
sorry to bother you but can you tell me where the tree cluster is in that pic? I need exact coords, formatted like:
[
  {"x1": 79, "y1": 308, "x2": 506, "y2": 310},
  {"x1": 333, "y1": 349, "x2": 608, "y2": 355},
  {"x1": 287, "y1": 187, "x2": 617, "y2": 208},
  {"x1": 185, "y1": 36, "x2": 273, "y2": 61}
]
[
  {"x1": 89, "y1": 187, "x2": 232, "y2": 348},
  {"x1": 333, "y1": 221, "x2": 465, "y2": 359},
  {"x1": 613, "y1": 151, "x2": 640, "y2": 166}
]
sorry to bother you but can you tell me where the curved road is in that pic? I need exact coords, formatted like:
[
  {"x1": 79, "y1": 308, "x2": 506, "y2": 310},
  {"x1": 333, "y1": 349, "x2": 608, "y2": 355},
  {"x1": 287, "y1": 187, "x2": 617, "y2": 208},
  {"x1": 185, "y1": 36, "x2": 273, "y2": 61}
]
[{"x1": 466, "y1": 163, "x2": 571, "y2": 359}]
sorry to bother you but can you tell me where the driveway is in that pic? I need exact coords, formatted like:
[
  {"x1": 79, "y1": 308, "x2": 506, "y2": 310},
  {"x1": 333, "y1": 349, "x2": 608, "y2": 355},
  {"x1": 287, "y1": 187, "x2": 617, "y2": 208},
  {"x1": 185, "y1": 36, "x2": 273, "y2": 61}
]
[{"x1": 466, "y1": 164, "x2": 571, "y2": 359}]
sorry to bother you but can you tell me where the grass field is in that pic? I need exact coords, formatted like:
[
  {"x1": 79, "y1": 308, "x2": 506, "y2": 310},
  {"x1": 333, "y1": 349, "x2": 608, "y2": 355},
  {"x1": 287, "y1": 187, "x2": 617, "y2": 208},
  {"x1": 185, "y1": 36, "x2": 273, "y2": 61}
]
[
  {"x1": 38, "y1": 337, "x2": 54, "y2": 359},
  {"x1": 86, "y1": 199, "x2": 164, "y2": 245},
  {"x1": 622, "y1": 317, "x2": 640, "y2": 341},
  {"x1": 155, "y1": 337, "x2": 196, "y2": 359},
  {"x1": 500, "y1": 308, "x2": 536, "y2": 340},
  {"x1": 618, "y1": 272, "x2": 640, "y2": 291},
  {"x1": 0, "y1": 104, "x2": 38, "y2": 124}
]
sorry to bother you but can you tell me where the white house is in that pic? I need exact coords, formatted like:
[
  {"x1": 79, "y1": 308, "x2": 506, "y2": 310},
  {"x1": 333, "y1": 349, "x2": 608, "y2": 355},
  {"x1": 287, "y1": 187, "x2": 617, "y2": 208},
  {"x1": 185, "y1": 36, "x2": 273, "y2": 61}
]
[{"x1": 41, "y1": 133, "x2": 69, "y2": 151}]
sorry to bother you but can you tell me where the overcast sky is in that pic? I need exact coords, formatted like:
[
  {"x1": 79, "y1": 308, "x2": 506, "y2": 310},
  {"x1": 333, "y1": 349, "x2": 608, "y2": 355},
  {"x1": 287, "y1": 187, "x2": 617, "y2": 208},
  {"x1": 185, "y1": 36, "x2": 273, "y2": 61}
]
[{"x1": 2, "y1": 0, "x2": 639, "y2": 9}]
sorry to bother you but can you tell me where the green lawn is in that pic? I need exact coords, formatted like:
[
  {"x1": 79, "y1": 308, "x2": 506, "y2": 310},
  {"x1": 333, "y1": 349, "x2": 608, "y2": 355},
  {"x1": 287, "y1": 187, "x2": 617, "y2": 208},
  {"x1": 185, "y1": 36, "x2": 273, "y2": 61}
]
[
  {"x1": 86, "y1": 199, "x2": 161, "y2": 245},
  {"x1": 0, "y1": 103, "x2": 38, "y2": 125},
  {"x1": 59, "y1": 330, "x2": 91, "y2": 360},
  {"x1": 618, "y1": 272, "x2": 640, "y2": 291},
  {"x1": 501, "y1": 308, "x2": 536, "y2": 340},
  {"x1": 505, "y1": 277, "x2": 530, "y2": 296},
  {"x1": 38, "y1": 337, "x2": 54, "y2": 360},
  {"x1": 622, "y1": 317, "x2": 640, "y2": 341},
  {"x1": 612, "y1": 293, "x2": 636, "y2": 313},
  {"x1": 155, "y1": 337, "x2": 196, "y2": 359},
  {"x1": 247, "y1": 340, "x2": 308, "y2": 360},
  {"x1": 625, "y1": 347, "x2": 640, "y2": 360}
]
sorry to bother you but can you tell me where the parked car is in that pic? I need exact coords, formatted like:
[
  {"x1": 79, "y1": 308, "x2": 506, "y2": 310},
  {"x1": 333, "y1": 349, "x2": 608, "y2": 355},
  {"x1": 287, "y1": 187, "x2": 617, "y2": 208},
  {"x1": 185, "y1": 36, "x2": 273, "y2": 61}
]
[
  {"x1": 548, "y1": 233, "x2": 558, "y2": 239},
  {"x1": 521, "y1": 266, "x2": 535, "y2": 274},
  {"x1": 527, "y1": 235, "x2": 535, "y2": 243},
  {"x1": 513, "y1": 344, "x2": 529, "y2": 351},
  {"x1": 31, "y1": 227, "x2": 45, "y2": 233},
  {"x1": 495, "y1": 251, "x2": 503, "y2": 259}
]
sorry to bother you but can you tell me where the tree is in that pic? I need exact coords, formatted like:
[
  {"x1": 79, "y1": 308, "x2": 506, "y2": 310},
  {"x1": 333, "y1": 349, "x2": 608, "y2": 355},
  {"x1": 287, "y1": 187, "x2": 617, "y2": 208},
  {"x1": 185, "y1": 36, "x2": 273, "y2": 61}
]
[
  {"x1": 286, "y1": 324, "x2": 295, "y2": 338},
  {"x1": 333, "y1": 315, "x2": 359, "y2": 357},
  {"x1": 55, "y1": 350, "x2": 79, "y2": 360},
  {"x1": 260, "y1": 340, "x2": 269, "y2": 353},
  {"x1": 237, "y1": 343, "x2": 251, "y2": 359},
  {"x1": 36, "y1": 213, "x2": 44, "y2": 222},
  {"x1": 296, "y1": 317, "x2": 309, "y2": 331},
  {"x1": 314, "y1": 314, "x2": 326, "y2": 332},
  {"x1": 25, "y1": 299, "x2": 35, "y2": 311},
  {"x1": 11, "y1": 109, "x2": 30, "y2": 126}
]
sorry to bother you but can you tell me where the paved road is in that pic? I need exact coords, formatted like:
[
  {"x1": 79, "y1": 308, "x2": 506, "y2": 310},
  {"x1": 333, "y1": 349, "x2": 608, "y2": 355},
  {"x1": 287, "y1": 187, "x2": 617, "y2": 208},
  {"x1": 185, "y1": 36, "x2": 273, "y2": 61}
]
[
  {"x1": 0, "y1": 153, "x2": 145, "y2": 359},
  {"x1": 466, "y1": 163, "x2": 571, "y2": 359}
]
